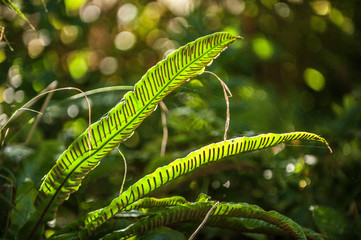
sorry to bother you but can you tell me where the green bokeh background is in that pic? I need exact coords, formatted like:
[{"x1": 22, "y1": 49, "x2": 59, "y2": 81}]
[{"x1": 0, "y1": 0, "x2": 360, "y2": 239}]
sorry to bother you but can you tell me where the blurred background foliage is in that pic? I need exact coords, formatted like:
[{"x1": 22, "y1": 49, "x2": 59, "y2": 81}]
[{"x1": 0, "y1": 0, "x2": 360, "y2": 239}]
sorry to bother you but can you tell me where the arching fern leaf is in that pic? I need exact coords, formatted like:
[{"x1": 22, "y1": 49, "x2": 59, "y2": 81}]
[
  {"x1": 101, "y1": 196, "x2": 325, "y2": 240},
  {"x1": 22, "y1": 32, "x2": 239, "y2": 239},
  {"x1": 82, "y1": 131, "x2": 330, "y2": 238}
]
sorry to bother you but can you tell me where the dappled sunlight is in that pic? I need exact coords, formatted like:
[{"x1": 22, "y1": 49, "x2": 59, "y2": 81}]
[
  {"x1": 303, "y1": 68, "x2": 325, "y2": 91},
  {"x1": 263, "y1": 169, "x2": 273, "y2": 180},
  {"x1": 252, "y1": 37, "x2": 274, "y2": 60},
  {"x1": 117, "y1": 3, "x2": 138, "y2": 25},
  {"x1": 67, "y1": 104, "x2": 79, "y2": 118},
  {"x1": 80, "y1": 4, "x2": 101, "y2": 23},
  {"x1": 310, "y1": 0, "x2": 330, "y2": 16},
  {"x1": 99, "y1": 57, "x2": 118, "y2": 75},
  {"x1": 67, "y1": 52, "x2": 89, "y2": 80},
  {"x1": 166, "y1": 17, "x2": 188, "y2": 37},
  {"x1": 114, "y1": 31, "x2": 136, "y2": 51},
  {"x1": 274, "y1": 2, "x2": 291, "y2": 18},
  {"x1": 225, "y1": 0, "x2": 245, "y2": 15},
  {"x1": 0, "y1": 1, "x2": 359, "y2": 239},
  {"x1": 23, "y1": 29, "x2": 51, "y2": 58},
  {"x1": 3, "y1": 87, "x2": 15, "y2": 104},
  {"x1": 60, "y1": 25, "x2": 80, "y2": 44},
  {"x1": 160, "y1": 0, "x2": 198, "y2": 16},
  {"x1": 64, "y1": 0, "x2": 86, "y2": 15},
  {"x1": 286, "y1": 162, "x2": 295, "y2": 173}
]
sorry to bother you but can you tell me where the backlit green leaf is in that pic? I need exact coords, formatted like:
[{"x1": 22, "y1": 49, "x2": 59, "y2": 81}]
[
  {"x1": 83, "y1": 131, "x2": 330, "y2": 237},
  {"x1": 23, "y1": 32, "x2": 239, "y2": 239}
]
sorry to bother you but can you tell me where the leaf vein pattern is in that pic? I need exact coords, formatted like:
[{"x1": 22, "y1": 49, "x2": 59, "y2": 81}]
[
  {"x1": 33, "y1": 33, "x2": 237, "y2": 224},
  {"x1": 83, "y1": 132, "x2": 329, "y2": 235}
]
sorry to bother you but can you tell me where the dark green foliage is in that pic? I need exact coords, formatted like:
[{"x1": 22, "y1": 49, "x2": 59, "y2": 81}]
[{"x1": 311, "y1": 206, "x2": 348, "y2": 240}]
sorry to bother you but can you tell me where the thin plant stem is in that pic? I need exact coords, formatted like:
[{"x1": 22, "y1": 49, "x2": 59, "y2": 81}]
[
  {"x1": 70, "y1": 86, "x2": 134, "y2": 100},
  {"x1": 3, "y1": 33, "x2": 14, "y2": 51},
  {"x1": 188, "y1": 201, "x2": 219, "y2": 240},
  {"x1": 1, "y1": 81, "x2": 58, "y2": 129},
  {"x1": 0, "y1": 26, "x2": 13, "y2": 51},
  {"x1": 1, "y1": 128, "x2": 9, "y2": 147},
  {"x1": 41, "y1": 0, "x2": 48, "y2": 12},
  {"x1": 0, "y1": 26, "x2": 4, "y2": 42},
  {"x1": 117, "y1": 149, "x2": 128, "y2": 196},
  {"x1": 0, "y1": 85, "x2": 92, "y2": 155},
  {"x1": 204, "y1": 71, "x2": 232, "y2": 141},
  {"x1": 2, "y1": 0, "x2": 35, "y2": 29},
  {"x1": 159, "y1": 101, "x2": 169, "y2": 157},
  {"x1": 25, "y1": 81, "x2": 58, "y2": 145}
]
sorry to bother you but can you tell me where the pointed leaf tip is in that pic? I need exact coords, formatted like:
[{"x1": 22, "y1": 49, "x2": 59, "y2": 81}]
[
  {"x1": 327, "y1": 144, "x2": 332, "y2": 153},
  {"x1": 316, "y1": 135, "x2": 332, "y2": 153}
]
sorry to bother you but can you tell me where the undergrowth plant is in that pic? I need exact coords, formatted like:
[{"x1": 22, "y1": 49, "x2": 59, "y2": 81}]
[{"x1": 1, "y1": 32, "x2": 331, "y2": 240}]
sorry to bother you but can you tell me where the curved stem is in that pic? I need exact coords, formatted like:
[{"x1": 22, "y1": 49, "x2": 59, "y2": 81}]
[{"x1": 189, "y1": 201, "x2": 219, "y2": 240}]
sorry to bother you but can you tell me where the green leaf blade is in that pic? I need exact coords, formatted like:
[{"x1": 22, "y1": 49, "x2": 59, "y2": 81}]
[
  {"x1": 311, "y1": 205, "x2": 347, "y2": 239},
  {"x1": 83, "y1": 131, "x2": 330, "y2": 236},
  {"x1": 102, "y1": 201, "x2": 308, "y2": 240},
  {"x1": 25, "y1": 32, "x2": 239, "y2": 239}
]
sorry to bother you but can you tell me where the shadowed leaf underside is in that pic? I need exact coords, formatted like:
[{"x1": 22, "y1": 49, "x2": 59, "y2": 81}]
[{"x1": 102, "y1": 200, "x2": 325, "y2": 240}]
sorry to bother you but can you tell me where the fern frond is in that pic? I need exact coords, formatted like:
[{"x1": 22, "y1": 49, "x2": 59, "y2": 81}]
[
  {"x1": 122, "y1": 196, "x2": 189, "y2": 211},
  {"x1": 206, "y1": 217, "x2": 324, "y2": 240},
  {"x1": 102, "y1": 200, "x2": 321, "y2": 240},
  {"x1": 82, "y1": 131, "x2": 330, "y2": 237},
  {"x1": 84, "y1": 196, "x2": 189, "y2": 226},
  {"x1": 22, "y1": 32, "x2": 239, "y2": 239}
]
